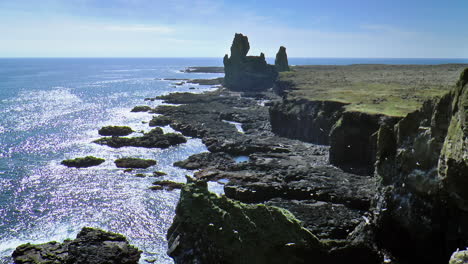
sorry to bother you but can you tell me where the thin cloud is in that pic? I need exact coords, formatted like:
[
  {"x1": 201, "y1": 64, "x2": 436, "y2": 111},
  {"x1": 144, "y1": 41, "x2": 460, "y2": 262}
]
[{"x1": 104, "y1": 25, "x2": 174, "y2": 33}]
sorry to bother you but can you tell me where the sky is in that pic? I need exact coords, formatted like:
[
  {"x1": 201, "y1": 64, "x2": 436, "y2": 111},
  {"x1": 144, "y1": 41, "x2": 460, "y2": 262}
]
[{"x1": 0, "y1": 0, "x2": 467, "y2": 58}]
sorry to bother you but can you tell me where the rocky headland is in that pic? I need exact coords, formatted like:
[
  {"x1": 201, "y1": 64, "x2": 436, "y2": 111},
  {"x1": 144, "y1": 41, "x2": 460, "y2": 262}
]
[{"x1": 14, "y1": 33, "x2": 468, "y2": 264}]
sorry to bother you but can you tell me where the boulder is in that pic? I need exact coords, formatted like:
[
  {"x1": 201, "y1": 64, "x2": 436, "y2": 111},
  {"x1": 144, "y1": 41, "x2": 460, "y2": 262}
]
[
  {"x1": 61, "y1": 156, "x2": 105, "y2": 168},
  {"x1": 114, "y1": 157, "x2": 157, "y2": 169},
  {"x1": 450, "y1": 250, "x2": 468, "y2": 264},
  {"x1": 130, "y1": 106, "x2": 152, "y2": 112},
  {"x1": 275, "y1": 46, "x2": 290, "y2": 72},
  {"x1": 94, "y1": 128, "x2": 186, "y2": 149},
  {"x1": 223, "y1": 33, "x2": 278, "y2": 92},
  {"x1": 150, "y1": 180, "x2": 184, "y2": 191},
  {"x1": 98, "y1": 126, "x2": 133, "y2": 137},
  {"x1": 149, "y1": 116, "x2": 172, "y2": 127},
  {"x1": 12, "y1": 227, "x2": 141, "y2": 264}
]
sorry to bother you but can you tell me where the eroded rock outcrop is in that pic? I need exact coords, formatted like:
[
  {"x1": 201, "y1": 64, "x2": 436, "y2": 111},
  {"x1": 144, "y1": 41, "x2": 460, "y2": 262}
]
[
  {"x1": 275, "y1": 46, "x2": 290, "y2": 72},
  {"x1": 166, "y1": 178, "x2": 325, "y2": 264},
  {"x1": 223, "y1": 33, "x2": 278, "y2": 91},
  {"x1": 12, "y1": 227, "x2": 141, "y2": 264},
  {"x1": 61, "y1": 156, "x2": 105, "y2": 168},
  {"x1": 94, "y1": 128, "x2": 186, "y2": 149},
  {"x1": 98, "y1": 126, "x2": 133, "y2": 137},
  {"x1": 373, "y1": 68, "x2": 468, "y2": 264}
]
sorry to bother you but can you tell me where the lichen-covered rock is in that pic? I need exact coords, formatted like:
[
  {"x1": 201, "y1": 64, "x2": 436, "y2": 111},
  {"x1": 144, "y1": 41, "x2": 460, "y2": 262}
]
[
  {"x1": 61, "y1": 156, "x2": 105, "y2": 168},
  {"x1": 12, "y1": 227, "x2": 141, "y2": 264},
  {"x1": 114, "y1": 157, "x2": 157, "y2": 169},
  {"x1": 167, "y1": 178, "x2": 326, "y2": 264},
  {"x1": 94, "y1": 128, "x2": 186, "y2": 148},
  {"x1": 223, "y1": 33, "x2": 278, "y2": 92},
  {"x1": 450, "y1": 250, "x2": 468, "y2": 264},
  {"x1": 275, "y1": 46, "x2": 290, "y2": 72},
  {"x1": 373, "y1": 68, "x2": 468, "y2": 264},
  {"x1": 98, "y1": 126, "x2": 133, "y2": 137}
]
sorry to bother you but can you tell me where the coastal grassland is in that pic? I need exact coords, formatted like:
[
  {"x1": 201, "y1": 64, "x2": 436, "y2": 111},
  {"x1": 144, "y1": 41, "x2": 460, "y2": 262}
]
[{"x1": 280, "y1": 64, "x2": 468, "y2": 117}]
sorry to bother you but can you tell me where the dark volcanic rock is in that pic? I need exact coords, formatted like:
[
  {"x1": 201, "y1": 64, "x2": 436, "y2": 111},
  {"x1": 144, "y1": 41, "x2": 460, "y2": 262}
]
[
  {"x1": 61, "y1": 156, "x2": 105, "y2": 168},
  {"x1": 173, "y1": 152, "x2": 234, "y2": 170},
  {"x1": 114, "y1": 157, "x2": 157, "y2": 169},
  {"x1": 223, "y1": 33, "x2": 278, "y2": 91},
  {"x1": 372, "y1": 68, "x2": 468, "y2": 264},
  {"x1": 149, "y1": 115, "x2": 172, "y2": 127},
  {"x1": 12, "y1": 227, "x2": 141, "y2": 264},
  {"x1": 275, "y1": 46, "x2": 290, "y2": 72},
  {"x1": 167, "y1": 178, "x2": 327, "y2": 264},
  {"x1": 98, "y1": 126, "x2": 133, "y2": 137},
  {"x1": 94, "y1": 128, "x2": 186, "y2": 149},
  {"x1": 187, "y1": 77, "x2": 224, "y2": 86},
  {"x1": 130, "y1": 105, "x2": 152, "y2": 112},
  {"x1": 269, "y1": 99, "x2": 345, "y2": 145},
  {"x1": 150, "y1": 180, "x2": 184, "y2": 191}
]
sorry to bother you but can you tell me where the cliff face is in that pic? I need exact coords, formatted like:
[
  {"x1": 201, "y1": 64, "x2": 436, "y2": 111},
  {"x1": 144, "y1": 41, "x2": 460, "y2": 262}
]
[
  {"x1": 269, "y1": 99, "x2": 345, "y2": 145},
  {"x1": 166, "y1": 178, "x2": 327, "y2": 264},
  {"x1": 223, "y1": 33, "x2": 278, "y2": 91},
  {"x1": 374, "y1": 68, "x2": 468, "y2": 263}
]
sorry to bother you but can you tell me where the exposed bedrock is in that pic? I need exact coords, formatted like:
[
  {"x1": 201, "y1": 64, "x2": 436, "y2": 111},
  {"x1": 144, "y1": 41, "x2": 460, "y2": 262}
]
[
  {"x1": 269, "y1": 99, "x2": 345, "y2": 145},
  {"x1": 329, "y1": 111, "x2": 400, "y2": 175},
  {"x1": 223, "y1": 33, "x2": 278, "y2": 92},
  {"x1": 373, "y1": 69, "x2": 468, "y2": 264},
  {"x1": 12, "y1": 227, "x2": 141, "y2": 264},
  {"x1": 167, "y1": 179, "x2": 380, "y2": 264},
  {"x1": 269, "y1": 98, "x2": 400, "y2": 175}
]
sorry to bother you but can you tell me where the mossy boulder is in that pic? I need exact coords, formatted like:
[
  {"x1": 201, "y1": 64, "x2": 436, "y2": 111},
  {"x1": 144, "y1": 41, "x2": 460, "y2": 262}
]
[
  {"x1": 61, "y1": 156, "x2": 105, "y2": 168},
  {"x1": 131, "y1": 105, "x2": 152, "y2": 112},
  {"x1": 149, "y1": 116, "x2": 172, "y2": 127},
  {"x1": 167, "y1": 177, "x2": 326, "y2": 264},
  {"x1": 12, "y1": 227, "x2": 141, "y2": 264},
  {"x1": 114, "y1": 157, "x2": 157, "y2": 169},
  {"x1": 223, "y1": 33, "x2": 278, "y2": 92},
  {"x1": 275, "y1": 46, "x2": 290, "y2": 72},
  {"x1": 98, "y1": 126, "x2": 133, "y2": 137},
  {"x1": 450, "y1": 250, "x2": 468, "y2": 264}
]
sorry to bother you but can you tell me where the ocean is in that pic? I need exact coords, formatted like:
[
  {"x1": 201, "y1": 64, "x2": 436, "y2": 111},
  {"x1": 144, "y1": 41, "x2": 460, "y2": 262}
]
[{"x1": 1, "y1": 57, "x2": 467, "y2": 263}]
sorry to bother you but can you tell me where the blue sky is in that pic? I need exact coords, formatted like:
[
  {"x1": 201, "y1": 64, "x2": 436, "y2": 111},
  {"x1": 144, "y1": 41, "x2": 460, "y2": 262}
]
[{"x1": 1, "y1": 0, "x2": 467, "y2": 58}]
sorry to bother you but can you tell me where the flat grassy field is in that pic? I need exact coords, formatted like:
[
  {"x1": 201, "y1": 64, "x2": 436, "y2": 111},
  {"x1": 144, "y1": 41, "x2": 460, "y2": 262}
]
[{"x1": 280, "y1": 64, "x2": 468, "y2": 117}]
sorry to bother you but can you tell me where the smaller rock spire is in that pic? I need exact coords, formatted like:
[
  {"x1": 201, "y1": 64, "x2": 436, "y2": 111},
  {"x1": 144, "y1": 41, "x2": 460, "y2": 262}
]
[{"x1": 275, "y1": 46, "x2": 290, "y2": 72}]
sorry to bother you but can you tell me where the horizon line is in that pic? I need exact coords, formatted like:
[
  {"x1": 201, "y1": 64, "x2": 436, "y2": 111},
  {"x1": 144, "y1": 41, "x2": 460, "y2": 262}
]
[{"x1": 1, "y1": 56, "x2": 468, "y2": 60}]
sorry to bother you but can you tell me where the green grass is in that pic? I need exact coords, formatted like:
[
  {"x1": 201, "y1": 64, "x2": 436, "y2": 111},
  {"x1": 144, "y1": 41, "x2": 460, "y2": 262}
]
[{"x1": 280, "y1": 64, "x2": 467, "y2": 117}]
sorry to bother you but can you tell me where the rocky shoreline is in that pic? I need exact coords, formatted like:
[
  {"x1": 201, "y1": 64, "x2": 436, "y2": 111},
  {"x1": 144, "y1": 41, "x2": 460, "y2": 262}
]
[{"x1": 12, "y1": 34, "x2": 467, "y2": 264}]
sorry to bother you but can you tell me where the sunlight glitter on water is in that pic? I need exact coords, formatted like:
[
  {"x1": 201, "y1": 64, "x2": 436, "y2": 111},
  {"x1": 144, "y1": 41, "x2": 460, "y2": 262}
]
[{"x1": 0, "y1": 58, "x2": 224, "y2": 264}]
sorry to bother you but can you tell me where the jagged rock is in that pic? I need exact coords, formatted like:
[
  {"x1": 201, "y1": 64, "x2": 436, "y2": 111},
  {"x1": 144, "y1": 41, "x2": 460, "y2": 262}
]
[
  {"x1": 275, "y1": 46, "x2": 290, "y2": 72},
  {"x1": 61, "y1": 156, "x2": 105, "y2": 168},
  {"x1": 114, "y1": 157, "x2": 157, "y2": 169},
  {"x1": 166, "y1": 178, "x2": 327, "y2": 264},
  {"x1": 12, "y1": 227, "x2": 141, "y2": 264},
  {"x1": 98, "y1": 126, "x2": 133, "y2": 137},
  {"x1": 131, "y1": 106, "x2": 152, "y2": 112},
  {"x1": 149, "y1": 116, "x2": 172, "y2": 127},
  {"x1": 150, "y1": 180, "x2": 184, "y2": 191},
  {"x1": 450, "y1": 250, "x2": 468, "y2": 264},
  {"x1": 223, "y1": 33, "x2": 278, "y2": 91},
  {"x1": 373, "y1": 68, "x2": 468, "y2": 264},
  {"x1": 94, "y1": 128, "x2": 186, "y2": 149}
]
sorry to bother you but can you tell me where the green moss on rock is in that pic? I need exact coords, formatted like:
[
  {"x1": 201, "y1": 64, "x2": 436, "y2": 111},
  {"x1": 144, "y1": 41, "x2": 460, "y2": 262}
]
[{"x1": 167, "y1": 177, "x2": 325, "y2": 264}]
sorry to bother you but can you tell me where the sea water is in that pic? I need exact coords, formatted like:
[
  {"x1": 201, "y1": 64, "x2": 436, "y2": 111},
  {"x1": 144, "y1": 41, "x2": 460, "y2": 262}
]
[
  {"x1": 1, "y1": 57, "x2": 467, "y2": 263},
  {"x1": 0, "y1": 58, "x2": 223, "y2": 263}
]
